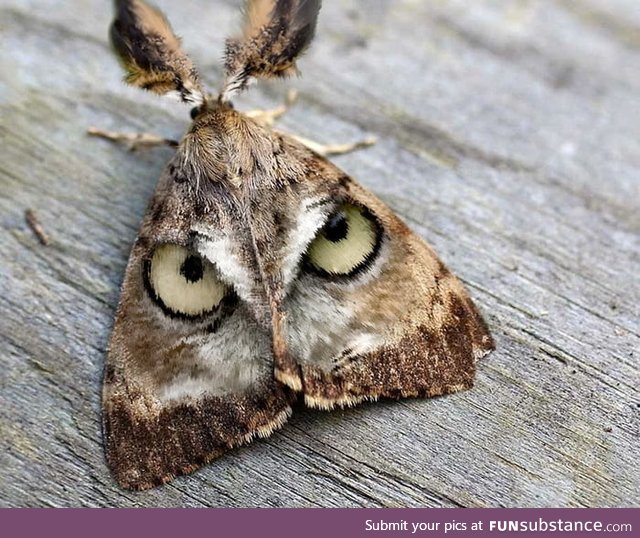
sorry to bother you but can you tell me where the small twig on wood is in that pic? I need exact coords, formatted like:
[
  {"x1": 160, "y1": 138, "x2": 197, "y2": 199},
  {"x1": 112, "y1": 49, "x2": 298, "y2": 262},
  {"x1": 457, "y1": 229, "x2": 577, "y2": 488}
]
[{"x1": 24, "y1": 209, "x2": 50, "y2": 246}]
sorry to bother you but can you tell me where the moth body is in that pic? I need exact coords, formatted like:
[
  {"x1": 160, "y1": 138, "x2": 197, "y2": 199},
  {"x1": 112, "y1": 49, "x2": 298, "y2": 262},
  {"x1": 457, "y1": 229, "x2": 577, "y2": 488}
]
[{"x1": 100, "y1": 0, "x2": 494, "y2": 490}]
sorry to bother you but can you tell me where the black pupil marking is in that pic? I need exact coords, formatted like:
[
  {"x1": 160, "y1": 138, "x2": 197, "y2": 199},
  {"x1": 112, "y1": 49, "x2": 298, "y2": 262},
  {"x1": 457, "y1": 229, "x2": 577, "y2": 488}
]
[
  {"x1": 190, "y1": 106, "x2": 200, "y2": 119},
  {"x1": 323, "y1": 211, "x2": 349, "y2": 242},
  {"x1": 180, "y1": 255, "x2": 204, "y2": 283}
]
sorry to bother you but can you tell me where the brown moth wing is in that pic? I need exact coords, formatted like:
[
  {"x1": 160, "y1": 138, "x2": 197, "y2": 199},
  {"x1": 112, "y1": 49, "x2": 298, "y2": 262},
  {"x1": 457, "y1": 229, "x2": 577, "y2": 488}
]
[
  {"x1": 272, "y1": 145, "x2": 495, "y2": 409},
  {"x1": 103, "y1": 161, "x2": 293, "y2": 490},
  {"x1": 110, "y1": 0, "x2": 203, "y2": 103}
]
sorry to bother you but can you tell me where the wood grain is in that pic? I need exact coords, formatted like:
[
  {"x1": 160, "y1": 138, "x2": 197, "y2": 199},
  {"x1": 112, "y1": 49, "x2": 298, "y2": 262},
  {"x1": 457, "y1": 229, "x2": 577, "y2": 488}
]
[{"x1": 1, "y1": 0, "x2": 638, "y2": 507}]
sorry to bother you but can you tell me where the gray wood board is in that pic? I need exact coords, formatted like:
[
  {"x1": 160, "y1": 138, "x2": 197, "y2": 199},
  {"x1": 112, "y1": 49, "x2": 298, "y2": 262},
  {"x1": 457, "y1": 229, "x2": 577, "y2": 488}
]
[{"x1": 1, "y1": 0, "x2": 638, "y2": 507}]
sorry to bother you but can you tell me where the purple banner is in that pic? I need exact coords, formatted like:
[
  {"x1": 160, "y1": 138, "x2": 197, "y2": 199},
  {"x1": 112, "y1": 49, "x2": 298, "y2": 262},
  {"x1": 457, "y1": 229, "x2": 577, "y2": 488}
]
[{"x1": 2, "y1": 508, "x2": 637, "y2": 538}]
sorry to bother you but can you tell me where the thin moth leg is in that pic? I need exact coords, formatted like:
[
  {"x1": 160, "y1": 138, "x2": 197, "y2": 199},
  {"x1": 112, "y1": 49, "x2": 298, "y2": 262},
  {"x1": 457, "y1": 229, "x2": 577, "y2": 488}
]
[
  {"x1": 290, "y1": 134, "x2": 377, "y2": 157},
  {"x1": 87, "y1": 127, "x2": 179, "y2": 151},
  {"x1": 245, "y1": 89, "x2": 299, "y2": 127},
  {"x1": 247, "y1": 90, "x2": 376, "y2": 156}
]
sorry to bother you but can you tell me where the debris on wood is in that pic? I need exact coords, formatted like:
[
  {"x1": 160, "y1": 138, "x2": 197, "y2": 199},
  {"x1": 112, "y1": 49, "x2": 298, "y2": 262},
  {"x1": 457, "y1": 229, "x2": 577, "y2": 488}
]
[{"x1": 24, "y1": 209, "x2": 50, "y2": 246}]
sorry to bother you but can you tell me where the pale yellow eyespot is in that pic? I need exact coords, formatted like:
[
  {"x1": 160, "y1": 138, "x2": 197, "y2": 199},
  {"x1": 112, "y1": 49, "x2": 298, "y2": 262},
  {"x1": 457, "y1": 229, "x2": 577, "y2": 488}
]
[
  {"x1": 307, "y1": 204, "x2": 380, "y2": 276},
  {"x1": 147, "y1": 244, "x2": 226, "y2": 317}
]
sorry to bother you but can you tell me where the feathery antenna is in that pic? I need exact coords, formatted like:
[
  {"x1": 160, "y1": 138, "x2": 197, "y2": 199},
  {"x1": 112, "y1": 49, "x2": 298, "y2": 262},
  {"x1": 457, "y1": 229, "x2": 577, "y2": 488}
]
[
  {"x1": 222, "y1": 0, "x2": 322, "y2": 101},
  {"x1": 110, "y1": 0, "x2": 203, "y2": 104}
]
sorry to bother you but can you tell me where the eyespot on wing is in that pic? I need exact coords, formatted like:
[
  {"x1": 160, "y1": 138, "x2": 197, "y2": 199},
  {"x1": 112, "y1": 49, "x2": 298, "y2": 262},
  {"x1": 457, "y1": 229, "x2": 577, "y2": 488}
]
[
  {"x1": 306, "y1": 203, "x2": 381, "y2": 276},
  {"x1": 146, "y1": 244, "x2": 227, "y2": 318}
]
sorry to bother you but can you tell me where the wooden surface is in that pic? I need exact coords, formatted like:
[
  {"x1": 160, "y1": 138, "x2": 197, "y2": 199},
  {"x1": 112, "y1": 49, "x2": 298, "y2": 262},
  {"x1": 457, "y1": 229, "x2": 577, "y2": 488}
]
[{"x1": 1, "y1": 0, "x2": 639, "y2": 507}]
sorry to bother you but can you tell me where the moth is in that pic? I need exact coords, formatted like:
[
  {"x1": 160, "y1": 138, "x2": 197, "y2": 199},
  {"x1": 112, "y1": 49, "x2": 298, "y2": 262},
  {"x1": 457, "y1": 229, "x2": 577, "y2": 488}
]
[{"x1": 98, "y1": 0, "x2": 494, "y2": 490}]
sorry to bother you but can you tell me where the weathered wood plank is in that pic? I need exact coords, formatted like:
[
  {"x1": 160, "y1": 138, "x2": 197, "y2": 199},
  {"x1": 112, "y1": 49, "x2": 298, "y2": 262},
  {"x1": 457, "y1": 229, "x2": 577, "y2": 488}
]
[{"x1": 1, "y1": 0, "x2": 638, "y2": 507}]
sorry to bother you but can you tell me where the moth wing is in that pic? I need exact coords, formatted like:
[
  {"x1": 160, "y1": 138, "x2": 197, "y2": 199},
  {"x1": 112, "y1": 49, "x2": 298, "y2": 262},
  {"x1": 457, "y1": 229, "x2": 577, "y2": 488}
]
[
  {"x1": 277, "y1": 165, "x2": 494, "y2": 409},
  {"x1": 103, "y1": 169, "x2": 292, "y2": 490},
  {"x1": 110, "y1": 0, "x2": 203, "y2": 103}
]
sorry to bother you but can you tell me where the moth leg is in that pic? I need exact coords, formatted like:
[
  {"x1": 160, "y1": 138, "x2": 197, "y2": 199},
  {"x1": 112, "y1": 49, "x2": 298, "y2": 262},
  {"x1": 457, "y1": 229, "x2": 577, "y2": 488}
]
[
  {"x1": 245, "y1": 89, "x2": 299, "y2": 128},
  {"x1": 246, "y1": 91, "x2": 375, "y2": 156},
  {"x1": 87, "y1": 127, "x2": 178, "y2": 151},
  {"x1": 290, "y1": 134, "x2": 376, "y2": 157}
]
